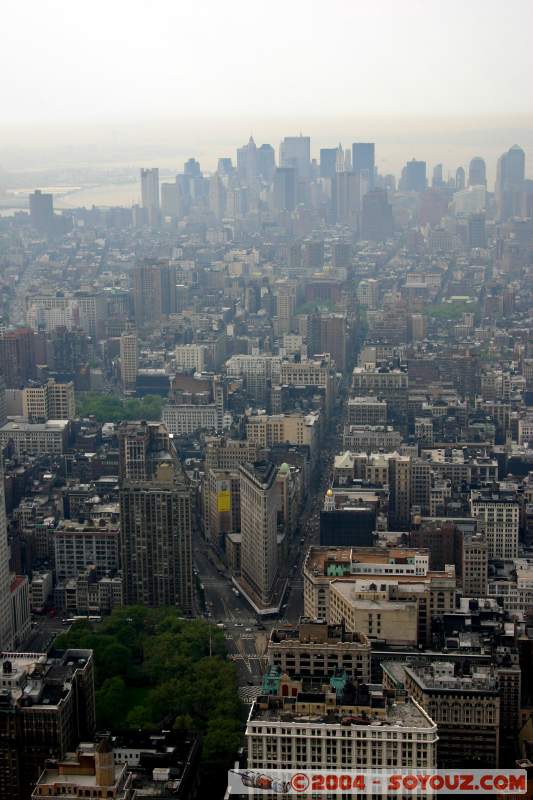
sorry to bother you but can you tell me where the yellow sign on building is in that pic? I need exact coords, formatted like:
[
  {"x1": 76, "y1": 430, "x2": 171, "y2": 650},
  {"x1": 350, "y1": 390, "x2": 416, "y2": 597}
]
[{"x1": 217, "y1": 489, "x2": 231, "y2": 513}]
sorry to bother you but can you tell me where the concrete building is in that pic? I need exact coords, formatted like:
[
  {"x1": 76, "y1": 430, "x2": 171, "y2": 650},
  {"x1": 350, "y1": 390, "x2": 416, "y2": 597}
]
[
  {"x1": 462, "y1": 533, "x2": 489, "y2": 596},
  {"x1": 204, "y1": 468, "x2": 241, "y2": 547},
  {"x1": 391, "y1": 661, "x2": 501, "y2": 767},
  {"x1": 0, "y1": 419, "x2": 69, "y2": 456},
  {"x1": 31, "y1": 740, "x2": 132, "y2": 800},
  {"x1": 268, "y1": 620, "x2": 371, "y2": 683},
  {"x1": 0, "y1": 649, "x2": 95, "y2": 800},
  {"x1": 347, "y1": 396, "x2": 387, "y2": 426},
  {"x1": 55, "y1": 569, "x2": 123, "y2": 616},
  {"x1": 352, "y1": 366, "x2": 408, "y2": 417},
  {"x1": 204, "y1": 436, "x2": 259, "y2": 472},
  {"x1": 246, "y1": 675, "x2": 436, "y2": 771},
  {"x1": 471, "y1": 489, "x2": 519, "y2": 560},
  {"x1": 356, "y1": 279, "x2": 380, "y2": 309},
  {"x1": 329, "y1": 579, "x2": 420, "y2": 646},
  {"x1": 226, "y1": 355, "x2": 281, "y2": 404},
  {"x1": 343, "y1": 425, "x2": 402, "y2": 452},
  {"x1": 239, "y1": 460, "x2": 279, "y2": 606},
  {"x1": 118, "y1": 422, "x2": 193, "y2": 612},
  {"x1": 22, "y1": 380, "x2": 75, "y2": 422},
  {"x1": 0, "y1": 474, "x2": 13, "y2": 651},
  {"x1": 119, "y1": 330, "x2": 138, "y2": 392},
  {"x1": 175, "y1": 343, "x2": 206, "y2": 373},
  {"x1": 303, "y1": 546, "x2": 456, "y2": 644},
  {"x1": 30, "y1": 570, "x2": 53, "y2": 612},
  {"x1": 162, "y1": 403, "x2": 220, "y2": 436},
  {"x1": 10, "y1": 575, "x2": 30, "y2": 648},
  {"x1": 53, "y1": 519, "x2": 120, "y2": 580},
  {"x1": 245, "y1": 412, "x2": 319, "y2": 458}
]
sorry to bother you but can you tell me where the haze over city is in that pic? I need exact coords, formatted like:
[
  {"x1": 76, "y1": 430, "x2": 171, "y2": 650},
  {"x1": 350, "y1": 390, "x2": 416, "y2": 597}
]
[{"x1": 0, "y1": 2, "x2": 533, "y2": 800}]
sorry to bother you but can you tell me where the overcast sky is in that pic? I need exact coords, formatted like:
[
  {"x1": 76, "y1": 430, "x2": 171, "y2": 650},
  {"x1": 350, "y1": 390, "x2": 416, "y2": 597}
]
[{"x1": 2, "y1": 0, "x2": 532, "y2": 124}]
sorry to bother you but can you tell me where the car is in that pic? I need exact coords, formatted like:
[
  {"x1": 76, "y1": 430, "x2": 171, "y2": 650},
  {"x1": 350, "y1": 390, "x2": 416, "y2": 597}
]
[
  {"x1": 234, "y1": 622, "x2": 244, "y2": 627},
  {"x1": 245, "y1": 627, "x2": 252, "y2": 632}
]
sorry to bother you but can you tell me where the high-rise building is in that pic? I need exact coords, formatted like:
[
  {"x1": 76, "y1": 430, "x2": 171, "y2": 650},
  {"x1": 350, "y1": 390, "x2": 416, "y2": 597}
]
[
  {"x1": 313, "y1": 312, "x2": 347, "y2": 370},
  {"x1": 361, "y1": 188, "x2": 393, "y2": 241},
  {"x1": 236, "y1": 136, "x2": 258, "y2": 183},
  {"x1": 398, "y1": 661, "x2": 501, "y2": 767},
  {"x1": 468, "y1": 156, "x2": 487, "y2": 187},
  {"x1": 319, "y1": 147, "x2": 338, "y2": 179},
  {"x1": 161, "y1": 181, "x2": 180, "y2": 217},
  {"x1": 22, "y1": 379, "x2": 75, "y2": 421},
  {"x1": 0, "y1": 328, "x2": 36, "y2": 388},
  {"x1": 273, "y1": 167, "x2": 296, "y2": 212},
  {"x1": 388, "y1": 454, "x2": 411, "y2": 528},
  {"x1": 279, "y1": 135, "x2": 311, "y2": 179},
  {"x1": 184, "y1": 157, "x2": 201, "y2": 177},
  {"x1": 400, "y1": 159, "x2": 427, "y2": 192},
  {"x1": 332, "y1": 170, "x2": 360, "y2": 224},
  {"x1": 455, "y1": 165, "x2": 466, "y2": 190},
  {"x1": 471, "y1": 488, "x2": 519, "y2": 560},
  {"x1": 0, "y1": 649, "x2": 95, "y2": 800},
  {"x1": 132, "y1": 261, "x2": 177, "y2": 323},
  {"x1": 120, "y1": 330, "x2": 138, "y2": 392},
  {"x1": 29, "y1": 190, "x2": 54, "y2": 235},
  {"x1": 495, "y1": 145, "x2": 525, "y2": 220},
  {"x1": 468, "y1": 212, "x2": 487, "y2": 248},
  {"x1": 0, "y1": 470, "x2": 13, "y2": 652},
  {"x1": 140, "y1": 168, "x2": 160, "y2": 224},
  {"x1": 352, "y1": 142, "x2": 375, "y2": 189},
  {"x1": 320, "y1": 489, "x2": 375, "y2": 547},
  {"x1": 119, "y1": 422, "x2": 193, "y2": 611},
  {"x1": 256, "y1": 143, "x2": 275, "y2": 182},
  {"x1": 432, "y1": 163, "x2": 444, "y2": 187},
  {"x1": 239, "y1": 460, "x2": 279, "y2": 605}
]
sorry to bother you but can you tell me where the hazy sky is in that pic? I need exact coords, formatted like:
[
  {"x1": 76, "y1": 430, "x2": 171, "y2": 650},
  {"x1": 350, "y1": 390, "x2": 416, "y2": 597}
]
[{"x1": 3, "y1": 0, "x2": 532, "y2": 123}]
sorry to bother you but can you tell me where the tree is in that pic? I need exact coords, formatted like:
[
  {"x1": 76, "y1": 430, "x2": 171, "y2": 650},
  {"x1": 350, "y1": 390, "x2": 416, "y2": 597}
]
[{"x1": 96, "y1": 676, "x2": 128, "y2": 728}]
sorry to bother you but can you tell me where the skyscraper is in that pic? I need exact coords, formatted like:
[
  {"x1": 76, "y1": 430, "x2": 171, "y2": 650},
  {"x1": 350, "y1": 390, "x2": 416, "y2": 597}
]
[
  {"x1": 495, "y1": 145, "x2": 526, "y2": 220},
  {"x1": 279, "y1": 135, "x2": 311, "y2": 179},
  {"x1": 236, "y1": 136, "x2": 258, "y2": 183},
  {"x1": 400, "y1": 159, "x2": 427, "y2": 192},
  {"x1": 29, "y1": 190, "x2": 54, "y2": 235},
  {"x1": 332, "y1": 170, "x2": 359, "y2": 224},
  {"x1": 273, "y1": 167, "x2": 296, "y2": 212},
  {"x1": 132, "y1": 261, "x2": 177, "y2": 323},
  {"x1": 352, "y1": 142, "x2": 375, "y2": 189},
  {"x1": 468, "y1": 156, "x2": 487, "y2": 187},
  {"x1": 0, "y1": 466, "x2": 13, "y2": 651},
  {"x1": 140, "y1": 168, "x2": 160, "y2": 224},
  {"x1": 239, "y1": 460, "x2": 279, "y2": 605},
  {"x1": 257, "y1": 144, "x2": 276, "y2": 182},
  {"x1": 361, "y1": 188, "x2": 394, "y2": 241},
  {"x1": 455, "y1": 166, "x2": 466, "y2": 191},
  {"x1": 468, "y1": 212, "x2": 487, "y2": 249},
  {"x1": 0, "y1": 328, "x2": 36, "y2": 388},
  {"x1": 319, "y1": 147, "x2": 337, "y2": 179},
  {"x1": 184, "y1": 158, "x2": 201, "y2": 178},
  {"x1": 120, "y1": 330, "x2": 138, "y2": 392},
  {"x1": 432, "y1": 163, "x2": 444, "y2": 187},
  {"x1": 119, "y1": 421, "x2": 193, "y2": 611},
  {"x1": 161, "y1": 182, "x2": 180, "y2": 217}
]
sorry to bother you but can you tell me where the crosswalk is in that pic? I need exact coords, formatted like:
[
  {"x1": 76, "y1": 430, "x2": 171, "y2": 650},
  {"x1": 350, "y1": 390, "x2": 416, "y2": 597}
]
[{"x1": 238, "y1": 685, "x2": 262, "y2": 703}]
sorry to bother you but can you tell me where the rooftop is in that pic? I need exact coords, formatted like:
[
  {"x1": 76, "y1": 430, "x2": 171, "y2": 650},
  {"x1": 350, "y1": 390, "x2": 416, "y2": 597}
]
[{"x1": 249, "y1": 692, "x2": 434, "y2": 730}]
